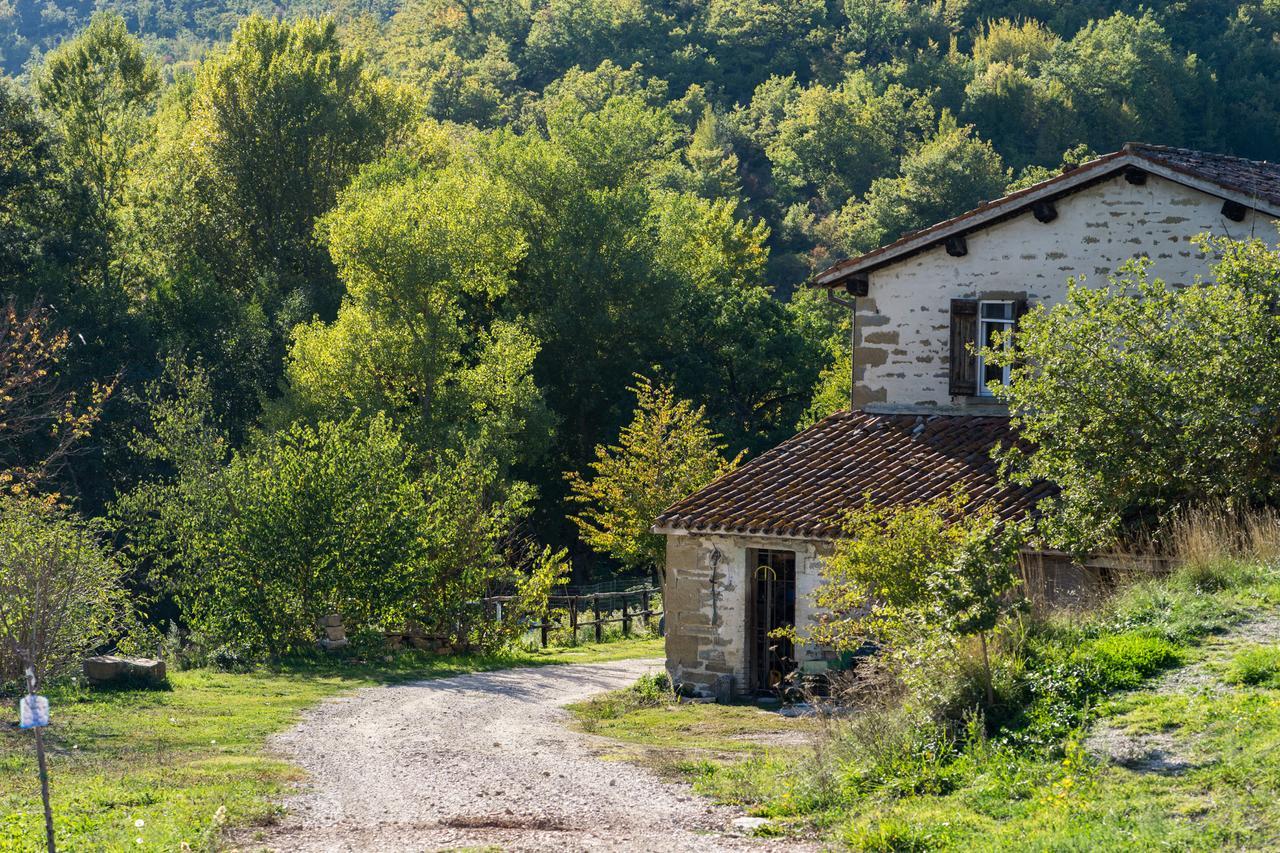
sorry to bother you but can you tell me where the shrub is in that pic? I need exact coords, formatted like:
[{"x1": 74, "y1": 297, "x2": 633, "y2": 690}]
[
  {"x1": 1072, "y1": 633, "x2": 1182, "y2": 691},
  {"x1": 834, "y1": 708, "x2": 958, "y2": 798},
  {"x1": 576, "y1": 672, "x2": 672, "y2": 725},
  {"x1": 811, "y1": 490, "x2": 1027, "y2": 708},
  {"x1": 987, "y1": 240, "x2": 1280, "y2": 552},
  {"x1": 1225, "y1": 646, "x2": 1280, "y2": 687},
  {"x1": 0, "y1": 497, "x2": 126, "y2": 687}
]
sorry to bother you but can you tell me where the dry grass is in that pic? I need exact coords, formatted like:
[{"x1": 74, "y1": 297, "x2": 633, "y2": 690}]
[{"x1": 1165, "y1": 505, "x2": 1280, "y2": 570}]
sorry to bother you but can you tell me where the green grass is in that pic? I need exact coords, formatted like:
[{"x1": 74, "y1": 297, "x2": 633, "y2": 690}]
[
  {"x1": 580, "y1": 561, "x2": 1280, "y2": 850},
  {"x1": 1224, "y1": 644, "x2": 1280, "y2": 687},
  {"x1": 0, "y1": 637, "x2": 662, "y2": 851}
]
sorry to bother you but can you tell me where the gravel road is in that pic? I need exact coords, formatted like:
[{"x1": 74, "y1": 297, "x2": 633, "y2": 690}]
[{"x1": 254, "y1": 657, "x2": 809, "y2": 852}]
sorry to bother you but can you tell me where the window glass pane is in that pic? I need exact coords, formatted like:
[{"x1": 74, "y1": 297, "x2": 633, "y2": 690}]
[
  {"x1": 981, "y1": 301, "x2": 1014, "y2": 320},
  {"x1": 981, "y1": 321, "x2": 1009, "y2": 349},
  {"x1": 983, "y1": 359, "x2": 1004, "y2": 386}
]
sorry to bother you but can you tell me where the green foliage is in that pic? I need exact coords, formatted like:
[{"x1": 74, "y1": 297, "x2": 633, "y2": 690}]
[
  {"x1": 34, "y1": 11, "x2": 157, "y2": 296},
  {"x1": 173, "y1": 416, "x2": 438, "y2": 658},
  {"x1": 186, "y1": 14, "x2": 409, "y2": 317},
  {"x1": 567, "y1": 376, "x2": 741, "y2": 579},
  {"x1": 0, "y1": 497, "x2": 126, "y2": 686},
  {"x1": 285, "y1": 139, "x2": 550, "y2": 472},
  {"x1": 986, "y1": 239, "x2": 1280, "y2": 552},
  {"x1": 833, "y1": 115, "x2": 1010, "y2": 254},
  {"x1": 1072, "y1": 633, "x2": 1183, "y2": 691},
  {"x1": 1225, "y1": 645, "x2": 1280, "y2": 687},
  {"x1": 811, "y1": 491, "x2": 1025, "y2": 651},
  {"x1": 929, "y1": 519, "x2": 1027, "y2": 640}
]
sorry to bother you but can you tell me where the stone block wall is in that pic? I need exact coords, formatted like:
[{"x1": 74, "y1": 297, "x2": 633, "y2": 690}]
[
  {"x1": 664, "y1": 532, "x2": 832, "y2": 697},
  {"x1": 854, "y1": 172, "x2": 1274, "y2": 409}
]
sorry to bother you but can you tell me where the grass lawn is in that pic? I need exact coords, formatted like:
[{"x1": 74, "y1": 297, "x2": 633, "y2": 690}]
[
  {"x1": 0, "y1": 637, "x2": 662, "y2": 851},
  {"x1": 577, "y1": 564, "x2": 1280, "y2": 850}
]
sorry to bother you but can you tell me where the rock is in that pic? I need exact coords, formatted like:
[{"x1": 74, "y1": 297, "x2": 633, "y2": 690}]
[
  {"x1": 83, "y1": 655, "x2": 167, "y2": 687},
  {"x1": 730, "y1": 816, "x2": 770, "y2": 834},
  {"x1": 83, "y1": 655, "x2": 126, "y2": 682},
  {"x1": 321, "y1": 613, "x2": 343, "y2": 628},
  {"x1": 318, "y1": 637, "x2": 349, "y2": 651},
  {"x1": 324, "y1": 626, "x2": 347, "y2": 642}
]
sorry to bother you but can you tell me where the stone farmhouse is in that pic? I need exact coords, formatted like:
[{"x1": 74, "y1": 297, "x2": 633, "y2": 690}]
[{"x1": 654, "y1": 144, "x2": 1280, "y2": 700}]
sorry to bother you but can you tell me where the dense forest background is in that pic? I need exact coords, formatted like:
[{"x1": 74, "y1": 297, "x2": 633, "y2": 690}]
[{"x1": 3, "y1": 0, "x2": 1280, "y2": 588}]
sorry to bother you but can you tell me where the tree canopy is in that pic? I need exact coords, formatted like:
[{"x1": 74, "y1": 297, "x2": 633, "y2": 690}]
[{"x1": 0, "y1": 2, "x2": 1277, "y2": 646}]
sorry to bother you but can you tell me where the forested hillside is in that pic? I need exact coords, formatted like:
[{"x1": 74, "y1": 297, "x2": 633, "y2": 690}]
[{"x1": 1, "y1": 1, "x2": 1279, "y2": 643}]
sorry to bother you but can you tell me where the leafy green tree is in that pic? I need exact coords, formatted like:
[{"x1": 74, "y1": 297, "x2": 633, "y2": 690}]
[
  {"x1": 808, "y1": 490, "x2": 1027, "y2": 706},
  {"x1": 1044, "y1": 11, "x2": 1205, "y2": 151},
  {"x1": 0, "y1": 80, "x2": 79, "y2": 298},
  {"x1": 651, "y1": 191, "x2": 822, "y2": 449},
  {"x1": 704, "y1": 0, "x2": 830, "y2": 100},
  {"x1": 926, "y1": 515, "x2": 1027, "y2": 706},
  {"x1": 682, "y1": 106, "x2": 742, "y2": 205},
  {"x1": 567, "y1": 376, "x2": 741, "y2": 582},
  {"x1": 809, "y1": 492, "x2": 970, "y2": 650},
  {"x1": 0, "y1": 497, "x2": 126, "y2": 684},
  {"x1": 985, "y1": 239, "x2": 1280, "y2": 552},
  {"x1": 35, "y1": 10, "x2": 158, "y2": 293},
  {"x1": 834, "y1": 115, "x2": 1008, "y2": 253},
  {"x1": 962, "y1": 61, "x2": 1079, "y2": 172},
  {"x1": 283, "y1": 141, "x2": 551, "y2": 472},
  {"x1": 523, "y1": 0, "x2": 674, "y2": 88},
  {"x1": 182, "y1": 14, "x2": 410, "y2": 320},
  {"x1": 125, "y1": 412, "x2": 441, "y2": 659},
  {"x1": 835, "y1": 0, "x2": 951, "y2": 67},
  {"x1": 767, "y1": 72, "x2": 933, "y2": 212}
]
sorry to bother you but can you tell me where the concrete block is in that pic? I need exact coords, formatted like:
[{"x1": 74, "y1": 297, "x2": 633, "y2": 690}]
[{"x1": 83, "y1": 655, "x2": 167, "y2": 686}]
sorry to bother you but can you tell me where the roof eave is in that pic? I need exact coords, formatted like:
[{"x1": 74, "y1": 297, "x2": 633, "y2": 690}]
[
  {"x1": 811, "y1": 150, "x2": 1280, "y2": 289},
  {"x1": 811, "y1": 151, "x2": 1134, "y2": 287},
  {"x1": 651, "y1": 522, "x2": 839, "y2": 542}
]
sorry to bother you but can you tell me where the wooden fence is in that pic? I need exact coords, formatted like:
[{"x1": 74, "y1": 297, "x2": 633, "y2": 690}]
[{"x1": 481, "y1": 586, "x2": 661, "y2": 647}]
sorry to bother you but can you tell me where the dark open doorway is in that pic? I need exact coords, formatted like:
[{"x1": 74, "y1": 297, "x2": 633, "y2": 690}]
[{"x1": 748, "y1": 549, "x2": 797, "y2": 693}]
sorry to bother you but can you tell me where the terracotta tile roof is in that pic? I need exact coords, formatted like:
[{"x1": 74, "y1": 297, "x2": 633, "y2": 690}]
[
  {"x1": 1126, "y1": 143, "x2": 1280, "y2": 209},
  {"x1": 814, "y1": 143, "x2": 1280, "y2": 287},
  {"x1": 654, "y1": 411, "x2": 1056, "y2": 539}
]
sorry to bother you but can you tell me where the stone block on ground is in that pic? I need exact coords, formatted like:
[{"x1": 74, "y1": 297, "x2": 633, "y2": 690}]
[
  {"x1": 83, "y1": 655, "x2": 167, "y2": 687},
  {"x1": 730, "y1": 817, "x2": 770, "y2": 834},
  {"x1": 324, "y1": 626, "x2": 347, "y2": 642},
  {"x1": 318, "y1": 637, "x2": 349, "y2": 651}
]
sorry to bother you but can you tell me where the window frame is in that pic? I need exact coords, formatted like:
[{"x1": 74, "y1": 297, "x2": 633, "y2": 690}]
[{"x1": 975, "y1": 300, "x2": 1015, "y2": 397}]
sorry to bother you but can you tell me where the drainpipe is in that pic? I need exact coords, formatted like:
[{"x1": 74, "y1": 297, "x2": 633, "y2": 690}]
[{"x1": 826, "y1": 288, "x2": 858, "y2": 411}]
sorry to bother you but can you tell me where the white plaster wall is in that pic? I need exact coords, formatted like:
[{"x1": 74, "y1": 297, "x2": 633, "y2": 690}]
[{"x1": 855, "y1": 173, "x2": 1276, "y2": 408}]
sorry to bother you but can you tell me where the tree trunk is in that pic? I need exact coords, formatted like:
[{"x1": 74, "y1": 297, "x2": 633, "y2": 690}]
[{"x1": 979, "y1": 630, "x2": 995, "y2": 708}]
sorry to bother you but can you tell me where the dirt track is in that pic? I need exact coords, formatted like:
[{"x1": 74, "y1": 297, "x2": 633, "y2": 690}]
[{"x1": 252, "y1": 657, "x2": 807, "y2": 851}]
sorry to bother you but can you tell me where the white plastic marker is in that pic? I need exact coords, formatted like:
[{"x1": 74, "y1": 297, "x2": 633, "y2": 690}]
[{"x1": 19, "y1": 694, "x2": 50, "y2": 728}]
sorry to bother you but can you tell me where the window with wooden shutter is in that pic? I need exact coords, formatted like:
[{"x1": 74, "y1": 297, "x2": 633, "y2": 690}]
[{"x1": 949, "y1": 298, "x2": 979, "y2": 396}]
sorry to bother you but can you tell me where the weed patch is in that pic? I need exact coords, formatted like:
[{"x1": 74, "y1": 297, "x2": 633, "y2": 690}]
[{"x1": 1225, "y1": 645, "x2": 1280, "y2": 687}]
